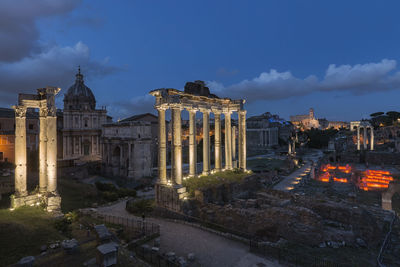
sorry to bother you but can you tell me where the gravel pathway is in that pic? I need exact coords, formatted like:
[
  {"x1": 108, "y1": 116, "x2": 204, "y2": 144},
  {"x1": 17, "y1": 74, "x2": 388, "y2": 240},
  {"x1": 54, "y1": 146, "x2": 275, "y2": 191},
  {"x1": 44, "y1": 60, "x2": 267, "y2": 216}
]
[{"x1": 98, "y1": 200, "x2": 282, "y2": 267}]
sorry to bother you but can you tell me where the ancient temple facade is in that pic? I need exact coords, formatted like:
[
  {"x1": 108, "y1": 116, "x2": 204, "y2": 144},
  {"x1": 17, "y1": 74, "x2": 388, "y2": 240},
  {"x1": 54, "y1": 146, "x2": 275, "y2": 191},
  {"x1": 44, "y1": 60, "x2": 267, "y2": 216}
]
[
  {"x1": 150, "y1": 81, "x2": 247, "y2": 211},
  {"x1": 62, "y1": 68, "x2": 108, "y2": 161}
]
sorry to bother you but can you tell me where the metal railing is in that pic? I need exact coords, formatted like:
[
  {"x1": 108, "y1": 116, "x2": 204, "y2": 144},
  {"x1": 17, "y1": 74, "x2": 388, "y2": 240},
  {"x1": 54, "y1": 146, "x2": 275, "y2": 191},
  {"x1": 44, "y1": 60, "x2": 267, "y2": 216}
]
[
  {"x1": 96, "y1": 213, "x2": 160, "y2": 240},
  {"x1": 377, "y1": 211, "x2": 398, "y2": 267},
  {"x1": 132, "y1": 245, "x2": 179, "y2": 267}
]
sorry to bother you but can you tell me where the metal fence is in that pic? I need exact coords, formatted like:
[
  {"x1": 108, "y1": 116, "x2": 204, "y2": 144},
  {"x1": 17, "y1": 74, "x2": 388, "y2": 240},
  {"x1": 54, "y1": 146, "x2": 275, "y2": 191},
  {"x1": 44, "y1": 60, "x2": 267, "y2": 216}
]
[
  {"x1": 249, "y1": 239, "x2": 353, "y2": 267},
  {"x1": 132, "y1": 245, "x2": 179, "y2": 267},
  {"x1": 96, "y1": 213, "x2": 160, "y2": 240}
]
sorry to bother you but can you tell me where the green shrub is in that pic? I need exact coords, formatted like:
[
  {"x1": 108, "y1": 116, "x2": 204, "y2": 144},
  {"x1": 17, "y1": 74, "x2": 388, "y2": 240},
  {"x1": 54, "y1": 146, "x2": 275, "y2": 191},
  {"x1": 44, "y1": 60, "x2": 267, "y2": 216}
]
[
  {"x1": 126, "y1": 199, "x2": 154, "y2": 215},
  {"x1": 95, "y1": 182, "x2": 117, "y2": 192},
  {"x1": 101, "y1": 191, "x2": 119, "y2": 202},
  {"x1": 117, "y1": 188, "x2": 137, "y2": 198}
]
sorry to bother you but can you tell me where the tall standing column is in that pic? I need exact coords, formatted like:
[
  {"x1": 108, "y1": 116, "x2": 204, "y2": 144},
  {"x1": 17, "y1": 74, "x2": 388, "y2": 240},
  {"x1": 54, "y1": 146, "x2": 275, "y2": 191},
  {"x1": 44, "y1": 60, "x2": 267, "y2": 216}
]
[
  {"x1": 157, "y1": 108, "x2": 167, "y2": 184},
  {"x1": 14, "y1": 106, "x2": 27, "y2": 197},
  {"x1": 188, "y1": 109, "x2": 197, "y2": 177},
  {"x1": 238, "y1": 110, "x2": 247, "y2": 170},
  {"x1": 46, "y1": 114, "x2": 57, "y2": 193},
  {"x1": 202, "y1": 110, "x2": 210, "y2": 175},
  {"x1": 172, "y1": 107, "x2": 182, "y2": 185},
  {"x1": 224, "y1": 111, "x2": 232, "y2": 170},
  {"x1": 39, "y1": 108, "x2": 48, "y2": 193},
  {"x1": 232, "y1": 126, "x2": 237, "y2": 168},
  {"x1": 363, "y1": 127, "x2": 367, "y2": 150},
  {"x1": 357, "y1": 127, "x2": 360, "y2": 150},
  {"x1": 128, "y1": 142, "x2": 134, "y2": 177},
  {"x1": 370, "y1": 127, "x2": 374, "y2": 151},
  {"x1": 214, "y1": 112, "x2": 222, "y2": 172}
]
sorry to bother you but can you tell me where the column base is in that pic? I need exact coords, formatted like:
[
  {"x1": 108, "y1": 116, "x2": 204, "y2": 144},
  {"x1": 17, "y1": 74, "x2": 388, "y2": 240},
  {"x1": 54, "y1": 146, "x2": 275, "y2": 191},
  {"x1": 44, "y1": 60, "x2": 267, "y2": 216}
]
[
  {"x1": 155, "y1": 183, "x2": 188, "y2": 212},
  {"x1": 10, "y1": 192, "x2": 62, "y2": 214},
  {"x1": 201, "y1": 171, "x2": 210, "y2": 176}
]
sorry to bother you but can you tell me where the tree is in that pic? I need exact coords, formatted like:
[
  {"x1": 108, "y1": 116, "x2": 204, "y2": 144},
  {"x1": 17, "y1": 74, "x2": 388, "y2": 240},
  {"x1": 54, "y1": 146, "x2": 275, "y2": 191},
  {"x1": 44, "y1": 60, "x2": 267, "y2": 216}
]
[{"x1": 370, "y1": 112, "x2": 384, "y2": 117}]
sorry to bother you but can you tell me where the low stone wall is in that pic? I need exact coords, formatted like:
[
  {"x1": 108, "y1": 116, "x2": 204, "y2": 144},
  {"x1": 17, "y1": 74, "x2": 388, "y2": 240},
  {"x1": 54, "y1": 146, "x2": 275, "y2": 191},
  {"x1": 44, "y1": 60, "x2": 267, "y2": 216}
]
[{"x1": 186, "y1": 190, "x2": 393, "y2": 248}]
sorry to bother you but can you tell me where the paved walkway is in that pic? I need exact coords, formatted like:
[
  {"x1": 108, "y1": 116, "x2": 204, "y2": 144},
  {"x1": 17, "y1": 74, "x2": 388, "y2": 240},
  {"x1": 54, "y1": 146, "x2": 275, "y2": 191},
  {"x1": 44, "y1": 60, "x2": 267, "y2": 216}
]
[
  {"x1": 273, "y1": 161, "x2": 312, "y2": 191},
  {"x1": 98, "y1": 200, "x2": 281, "y2": 267}
]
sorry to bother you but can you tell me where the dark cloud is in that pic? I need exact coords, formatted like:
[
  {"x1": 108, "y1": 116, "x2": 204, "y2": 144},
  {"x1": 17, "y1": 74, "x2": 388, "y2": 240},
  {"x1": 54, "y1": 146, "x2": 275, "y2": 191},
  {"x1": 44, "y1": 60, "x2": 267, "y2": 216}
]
[
  {"x1": 207, "y1": 59, "x2": 400, "y2": 102},
  {"x1": 0, "y1": 0, "x2": 82, "y2": 62},
  {"x1": 0, "y1": 42, "x2": 120, "y2": 106}
]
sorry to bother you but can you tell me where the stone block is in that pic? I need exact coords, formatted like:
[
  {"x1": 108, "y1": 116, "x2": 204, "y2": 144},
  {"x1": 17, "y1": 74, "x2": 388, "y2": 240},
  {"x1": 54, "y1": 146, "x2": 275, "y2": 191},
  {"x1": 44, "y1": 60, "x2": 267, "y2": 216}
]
[
  {"x1": 176, "y1": 187, "x2": 186, "y2": 194},
  {"x1": 17, "y1": 256, "x2": 35, "y2": 267},
  {"x1": 46, "y1": 195, "x2": 61, "y2": 212},
  {"x1": 61, "y1": 239, "x2": 78, "y2": 254}
]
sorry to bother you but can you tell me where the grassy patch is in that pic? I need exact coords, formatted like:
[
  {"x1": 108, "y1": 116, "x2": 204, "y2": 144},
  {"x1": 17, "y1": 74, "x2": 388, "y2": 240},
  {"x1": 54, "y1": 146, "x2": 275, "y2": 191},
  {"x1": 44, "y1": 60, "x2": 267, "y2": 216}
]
[
  {"x1": 58, "y1": 178, "x2": 100, "y2": 213},
  {"x1": 183, "y1": 170, "x2": 250, "y2": 197},
  {"x1": 126, "y1": 199, "x2": 155, "y2": 216},
  {"x1": 247, "y1": 158, "x2": 286, "y2": 172},
  {"x1": 0, "y1": 206, "x2": 66, "y2": 266}
]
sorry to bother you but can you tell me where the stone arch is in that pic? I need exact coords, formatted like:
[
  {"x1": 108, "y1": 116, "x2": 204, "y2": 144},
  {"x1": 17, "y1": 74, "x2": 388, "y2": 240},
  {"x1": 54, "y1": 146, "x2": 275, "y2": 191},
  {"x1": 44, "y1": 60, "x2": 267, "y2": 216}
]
[
  {"x1": 112, "y1": 146, "x2": 121, "y2": 176},
  {"x1": 382, "y1": 182, "x2": 400, "y2": 211}
]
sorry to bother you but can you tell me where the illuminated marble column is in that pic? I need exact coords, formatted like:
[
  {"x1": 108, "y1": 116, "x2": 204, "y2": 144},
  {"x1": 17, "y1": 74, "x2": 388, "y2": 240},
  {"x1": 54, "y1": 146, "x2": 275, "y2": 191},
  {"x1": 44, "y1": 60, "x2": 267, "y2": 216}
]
[
  {"x1": 357, "y1": 127, "x2": 360, "y2": 150},
  {"x1": 39, "y1": 107, "x2": 48, "y2": 193},
  {"x1": 157, "y1": 108, "x2": 167, "y2": 184},
  {"x1": 14, "y1": 106, "x2": 27, "y2": 197},
  {"x1": 188, "y1": 108, "x2": 197, "y2": 177},
  {"x1": 202, "y1": 110, "x2": 210, "y2": 175},
  {"x1": 214, "y1": 112, "x2": 222, "y2": 172},
  {"x1": 363, "y1": 127, "x2": 367, "y2": 150},
  {"x1": 370, "y1": 127, "x2": 374, "y2": 151},
  {"x1": 46, "y1": 114, "x2": 57, "y2": 193},
  {"x1": 232, "y1": 125, "x2": 237, "y2": 168},
  {"x1": 224, "y1": 111, "x2": 232, "y2": 170},
  {"x1": 172, "y1": 107, "x2": 182, "y2": 185},
  {"x1": 238, "y1": 110, "x2": 247, "y2": 170}
]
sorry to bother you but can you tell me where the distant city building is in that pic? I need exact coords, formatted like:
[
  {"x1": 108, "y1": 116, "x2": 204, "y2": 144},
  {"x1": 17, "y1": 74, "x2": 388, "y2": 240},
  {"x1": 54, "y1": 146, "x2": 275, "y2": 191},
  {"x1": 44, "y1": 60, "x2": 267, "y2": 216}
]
[
  {"x1": 291, "y1": 108, "x2": 348, "y2": 130},
  {"x1": 0, "y1": 108, "x2": 39, "y2": 163},
  {"x1": 290, "y1": 108, "x2": 320, "y2": 130},
  {"x1": 62, "y1": 68, "x2": 109, "y2": 161}
]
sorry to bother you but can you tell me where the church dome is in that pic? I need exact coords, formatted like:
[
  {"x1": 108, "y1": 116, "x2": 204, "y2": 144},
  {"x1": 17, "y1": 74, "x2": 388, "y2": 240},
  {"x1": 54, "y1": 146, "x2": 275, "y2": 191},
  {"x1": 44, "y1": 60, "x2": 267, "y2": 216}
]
[{"x1": 64, "y1": 67, "x2": 96, "y2": 110}]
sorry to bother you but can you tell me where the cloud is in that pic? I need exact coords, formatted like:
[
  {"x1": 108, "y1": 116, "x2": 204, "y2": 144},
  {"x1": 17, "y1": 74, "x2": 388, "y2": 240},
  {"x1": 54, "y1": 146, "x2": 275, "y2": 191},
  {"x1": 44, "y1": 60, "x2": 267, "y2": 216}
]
[
  {"x1": 0, "y1": 42, "x2": 120, "y2": 106},
  {"x1": 207, "y1": 59, "x2": 400, "y2": 102},
  {"x1": 0, "y1": 0, "x2": 82, "y2": 62},
  {"x1": 106, "y1": 95, "x2": 156, "y2": 120}
]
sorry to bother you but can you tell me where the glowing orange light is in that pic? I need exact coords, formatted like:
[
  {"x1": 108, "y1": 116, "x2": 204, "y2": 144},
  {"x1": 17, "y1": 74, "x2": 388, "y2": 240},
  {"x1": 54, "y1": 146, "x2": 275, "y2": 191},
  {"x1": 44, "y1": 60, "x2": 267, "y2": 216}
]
[{"x1": 333, "y1": 177, "x2": 348, "y2": 183}]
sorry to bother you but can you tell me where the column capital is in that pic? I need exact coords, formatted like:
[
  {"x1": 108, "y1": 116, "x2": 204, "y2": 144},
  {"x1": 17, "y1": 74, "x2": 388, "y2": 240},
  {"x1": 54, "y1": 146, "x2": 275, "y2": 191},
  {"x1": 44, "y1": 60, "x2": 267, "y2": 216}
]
[
  {"x1": 13, "y1": 105, "x2": 27, "y2": 118},
  {"x1": 170, "y1": 105, "x2": 184, "y2": 111},
  {"x1": 223, "y1": 110, "x2": 232, "y2": 115},
  {"x1": 156, "y1": 106, "x2": 167, "y2": 111},
  {"x1": 186, "y1": 107, "x2": 198, "y2": 113},
  {"x1": 239, "y1": 109, "x2": 247, "y2": 115},
  {"x1": 212, "y1": 109, "x2": 222, "y2": 115},
  {"x1": 200, "y1": 108, "x2": 211, "y2": 114}
]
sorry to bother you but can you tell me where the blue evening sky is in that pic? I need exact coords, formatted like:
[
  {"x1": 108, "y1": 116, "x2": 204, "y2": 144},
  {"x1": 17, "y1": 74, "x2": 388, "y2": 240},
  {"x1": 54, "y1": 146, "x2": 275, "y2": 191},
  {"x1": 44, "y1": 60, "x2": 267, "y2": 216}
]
[{"x1": 6, "y1": 0, "x2": 400, "y2": 121}]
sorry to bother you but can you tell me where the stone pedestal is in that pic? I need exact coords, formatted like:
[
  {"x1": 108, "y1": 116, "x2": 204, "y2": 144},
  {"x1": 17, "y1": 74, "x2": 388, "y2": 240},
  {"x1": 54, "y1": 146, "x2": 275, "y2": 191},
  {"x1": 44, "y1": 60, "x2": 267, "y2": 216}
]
[
  {"x1": 46, "y1": 193, "x2": 62, "y2": 213},
  {"x1": 155, "y1": 183, "x2": 187, "y2": 212}
]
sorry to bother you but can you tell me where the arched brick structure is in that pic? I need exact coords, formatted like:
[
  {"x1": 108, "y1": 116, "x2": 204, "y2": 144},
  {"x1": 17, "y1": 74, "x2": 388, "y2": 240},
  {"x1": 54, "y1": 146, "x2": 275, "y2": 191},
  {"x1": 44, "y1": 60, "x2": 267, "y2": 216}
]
[{"x1": 382, "y1": 182, "x2": 400, "y2": 211}]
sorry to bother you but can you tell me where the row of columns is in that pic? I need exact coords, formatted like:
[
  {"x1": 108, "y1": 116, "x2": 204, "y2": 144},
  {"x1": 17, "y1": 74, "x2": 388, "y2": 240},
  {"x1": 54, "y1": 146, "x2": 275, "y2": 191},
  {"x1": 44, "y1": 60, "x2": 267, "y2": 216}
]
[
  {"x1": 14, "y1": 105, "x2": 58, "y2": 196},
  {"x1": 157, "y1": 108, "x2": 246, "y2": 186},
  {"x1": 356, "y1": 126, "x2": 374, "y2": 151}
]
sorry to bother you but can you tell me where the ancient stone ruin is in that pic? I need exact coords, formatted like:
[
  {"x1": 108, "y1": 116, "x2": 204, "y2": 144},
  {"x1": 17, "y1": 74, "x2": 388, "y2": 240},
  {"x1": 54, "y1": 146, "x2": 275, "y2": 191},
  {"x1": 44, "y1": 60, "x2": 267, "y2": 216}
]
[
  {"x1": 11, "y1": 87, "x2": 61, "y2": 212},
  {"x1": 150, "y1": 81, "x2": 247, "y2": 212}
]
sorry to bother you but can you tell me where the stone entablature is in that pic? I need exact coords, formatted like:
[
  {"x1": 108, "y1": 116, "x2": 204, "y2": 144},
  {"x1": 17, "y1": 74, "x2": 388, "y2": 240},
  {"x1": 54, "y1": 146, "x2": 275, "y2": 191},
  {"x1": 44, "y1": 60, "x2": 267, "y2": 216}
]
[
  {"x1": 150, "y1": 82, "x2": 247, "y2": 212},
  {"x1": 11, "y1": 87, "x2": 61, "y2": 212}
]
